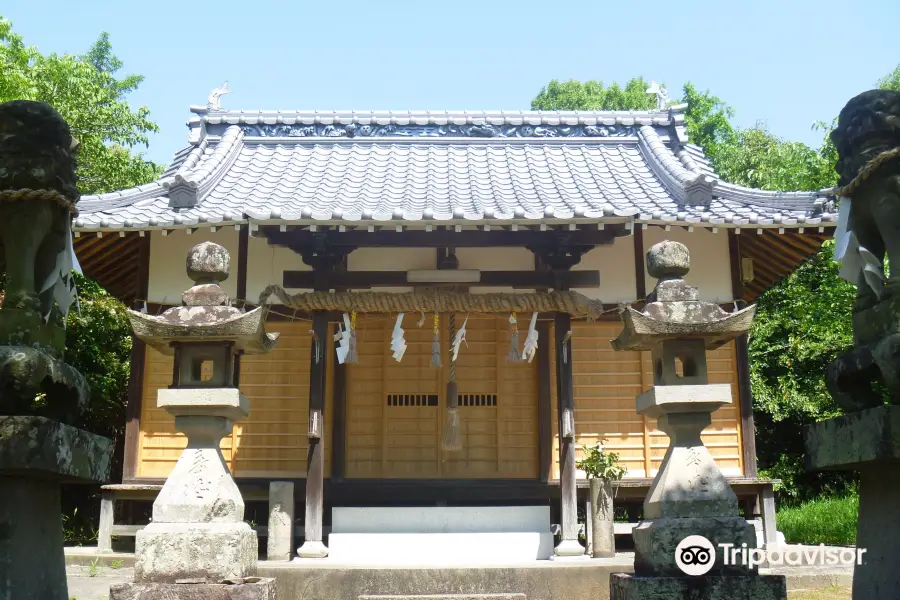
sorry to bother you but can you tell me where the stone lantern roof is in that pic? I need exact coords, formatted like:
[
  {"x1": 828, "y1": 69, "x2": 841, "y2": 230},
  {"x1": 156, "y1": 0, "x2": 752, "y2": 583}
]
[
  {"x1": 127, "y1": 241, "x2": 279, "y2": 355},
  {"x1": 611, "y1": 240, "x2": 756, "y2": 351}
]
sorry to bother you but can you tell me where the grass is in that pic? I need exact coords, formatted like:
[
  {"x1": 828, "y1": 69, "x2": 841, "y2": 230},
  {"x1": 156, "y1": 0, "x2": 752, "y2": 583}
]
[
  {"x1": 777, "y1": 495, "x2": 858, "y2": 546},
  {"x1": 788, "y1": 585, "x2": 851, "y2": 600}
]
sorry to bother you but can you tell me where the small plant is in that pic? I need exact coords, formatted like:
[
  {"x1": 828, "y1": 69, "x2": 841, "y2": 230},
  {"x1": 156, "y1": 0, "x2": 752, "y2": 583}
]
[
  {"x1": 110, "y1": 559, "x2": 123, "y2": 569},
  {"x1": 577, "y1": 440, "x2": 627, "y2": 481},
  {"x1": 87, "y1": 558, "x2": 101, "y2": 577}
]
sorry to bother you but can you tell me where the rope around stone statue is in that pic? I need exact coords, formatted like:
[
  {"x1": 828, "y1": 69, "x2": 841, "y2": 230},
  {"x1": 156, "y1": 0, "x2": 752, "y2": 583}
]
[
  {"x1": 837, "y1": 147, "x2": 900, "y2": 197},
  {"x1": 0, "y1": 188, "x2": 79, "y2": 216},
  {"x1": 258, "y1": 285, "x2": 607, "y2": 320}
]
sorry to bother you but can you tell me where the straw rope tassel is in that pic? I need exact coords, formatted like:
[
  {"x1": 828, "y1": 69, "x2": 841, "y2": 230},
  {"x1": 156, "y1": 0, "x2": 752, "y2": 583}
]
[
  {"x1": 508, "y1": 312, "x2": 521, "y2": 361},
  {"x1": 430, "y1": 312, "x2": 442, "y2": 368},
  {"x1": 347, "y1": 311, "x2": 359, "y2": 364},
  {"x1": 443, "y1": 311, "x2": 461, "y2": 452}
]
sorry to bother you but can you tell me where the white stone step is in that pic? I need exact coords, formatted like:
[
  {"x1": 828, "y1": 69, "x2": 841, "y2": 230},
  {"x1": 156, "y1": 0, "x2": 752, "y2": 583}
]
[
  {"x1": 328, "y1": 532, "x2": 554, "y2": 564},
  {"x1": 329, "y1": 506, "x2": 554, "y2": 564}
]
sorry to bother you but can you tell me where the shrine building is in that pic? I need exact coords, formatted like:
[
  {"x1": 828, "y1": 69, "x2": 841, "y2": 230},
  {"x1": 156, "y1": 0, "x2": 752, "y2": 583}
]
[{"x1": 73, "y1": 97, "x2": 836, "y2": 560}]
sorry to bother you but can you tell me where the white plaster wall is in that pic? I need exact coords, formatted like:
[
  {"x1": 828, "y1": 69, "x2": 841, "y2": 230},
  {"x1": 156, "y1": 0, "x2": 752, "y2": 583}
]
[
  {"x1": 457, "y1": 247, "x2": 534, "y2": 295},
  {"x1": 348, "y1": 247, "x2": 437, "y2": 294},
  {"x1": 246, "y1": 235, "x2": 311, "y2": 302},
  {"x1": 643, "y1": 227, "x2": 733, "y2": 302},
  {"x1": 148, "y1": 229, "x2": 239, "y2": 304},
  {"x1": 572, "y1": 235, "x2": 637, "y2": 304}
]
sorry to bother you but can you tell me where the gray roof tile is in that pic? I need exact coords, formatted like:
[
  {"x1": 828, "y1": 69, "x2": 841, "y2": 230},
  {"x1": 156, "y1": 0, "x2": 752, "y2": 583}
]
[{"x1": 75, "y1": 107, "x2": 836, "y2": 231}]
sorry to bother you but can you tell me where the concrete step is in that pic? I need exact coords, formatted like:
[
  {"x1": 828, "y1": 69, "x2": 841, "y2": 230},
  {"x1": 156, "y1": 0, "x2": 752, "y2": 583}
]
[{"x1": 328, "y1": 532, "x2": 554, "y2": 564}]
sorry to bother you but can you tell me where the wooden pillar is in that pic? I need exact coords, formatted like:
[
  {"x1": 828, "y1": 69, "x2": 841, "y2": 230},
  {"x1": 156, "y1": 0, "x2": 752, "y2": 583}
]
[
  {"x1": 537, "y1": 320, "x2": 553, "y2": 483},
  {"x1": 233, "y1": 225, "x2": 249, "y2": 387},
  {"x1": 331, "y1": 361, "x2": 347, "y2": 481},
  {"x1": 122, "y1": 233, "x2": 151, "y2": 481},
  {"x1": 728, "y1": 230, "x2": 758, "y2": 477},
  {"x1": 298, "y1": 310, "x2": 329, "y2": 558},
  {"x1": 554, "y1": 312, "x2": 582, "y2": 557}
]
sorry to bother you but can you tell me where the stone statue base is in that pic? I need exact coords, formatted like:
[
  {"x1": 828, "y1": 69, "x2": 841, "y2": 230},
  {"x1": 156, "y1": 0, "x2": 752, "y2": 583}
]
[
  {"x1": 135, "y1": 522, "x2": 258, "y2": 583},
  {"x1": 110, "y1": 578, "x2": 276, "y2": 600},
  {"x1": 610, "y1": 573, "x2": 786, "y2": 600},
  {"x1": 0, "y1": 416, "x2": 112, "y2": 600},
  {"x1": 805, "y1": 405, "x2": 900, "y2": 599},
  {"x1": 633, "y1": 516, "x2": 756, "y2": 576}
]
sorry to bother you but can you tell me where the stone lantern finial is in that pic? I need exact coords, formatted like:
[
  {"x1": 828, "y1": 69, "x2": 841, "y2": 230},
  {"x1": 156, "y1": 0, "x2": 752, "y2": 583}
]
[{"x1": 183, "y1": 242, "x2": 231, "y2": 307}]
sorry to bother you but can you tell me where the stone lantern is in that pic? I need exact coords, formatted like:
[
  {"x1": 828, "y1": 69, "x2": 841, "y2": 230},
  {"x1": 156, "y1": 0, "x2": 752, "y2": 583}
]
[
  {"x1": 610, "y1": 240, "x2": 785, "y2": 600},
  {"x1": 111, "y1": 241, "x2": 279, "y2": 599}
]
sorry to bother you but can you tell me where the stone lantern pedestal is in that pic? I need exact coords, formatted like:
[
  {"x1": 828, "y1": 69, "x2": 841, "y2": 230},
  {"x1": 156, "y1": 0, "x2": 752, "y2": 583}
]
[
  {"x1": 609, "y1": 241, "x2": 786, "y2": 600},
  {"x1": 133, "y1": 389, "x2": 257, "y2": 584}
]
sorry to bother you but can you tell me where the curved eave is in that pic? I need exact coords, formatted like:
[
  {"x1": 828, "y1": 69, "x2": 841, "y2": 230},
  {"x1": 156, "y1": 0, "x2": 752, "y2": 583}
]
[
  {"x1": 126, "y1": 306, "x2": 280, "y2": 355},
  {"x1": 611, "y1": 305, "x2": 757, "y2": 351}
]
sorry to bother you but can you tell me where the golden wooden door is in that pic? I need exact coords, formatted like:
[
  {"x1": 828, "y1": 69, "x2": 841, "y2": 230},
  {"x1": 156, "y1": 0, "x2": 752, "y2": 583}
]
[{"x1": 345, "y1": 314, "x2": 539, "y2": 479}]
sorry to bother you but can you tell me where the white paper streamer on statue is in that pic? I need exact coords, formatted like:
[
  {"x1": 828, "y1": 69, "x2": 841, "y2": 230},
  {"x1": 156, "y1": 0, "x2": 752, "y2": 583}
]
[
  {"x1": 39, "y1": 219, "x2": 81, "y2": 324},
  {"x1": 334, "y1": 313, "x2": 351, "y2": 364},
  {"x1": 451, "y1": 314, "x2": 469, "y2": 362},
  {"x1": 391, "y1": 313, "x2": 407, "y2": 362},
  {"x1": 833, "y1": 196, "x2": 886, "y2": 296},
  {"x1": 522, "y1": 312, "x2": 539, "y2": 363}
]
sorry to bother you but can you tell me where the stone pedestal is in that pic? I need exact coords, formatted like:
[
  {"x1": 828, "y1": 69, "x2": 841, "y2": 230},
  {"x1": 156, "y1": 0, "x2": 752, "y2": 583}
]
[
  {"x1": 267, "y1": 481, "x2": 295, "y2": 561},
  {"x1": 611, "y1": 573, "x2": 787, "y2": 600},
  {"x1": 0, "y1": 416, "x2": 112, "y2": 600},
  {"x1": 631, "y1": 386, "x2": 756, "y2": 577},
  {"x1": 589, "y1": 478, "x2": 615, "y2": 558},
  {"x1": 805, "y1": 405, "x2": 900, "y2": 599},
  {"x1": 110, "y1": 579, "x2": 277, "y2": 599},
  {"x1": 135, "y1": 389, "x2": 258, "y2": 584}
]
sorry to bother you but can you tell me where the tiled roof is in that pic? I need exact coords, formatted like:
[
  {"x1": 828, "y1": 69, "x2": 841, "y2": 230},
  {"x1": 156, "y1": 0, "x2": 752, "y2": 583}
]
[{"x1": 74, "y1": 105, "x2": 837, "y2": 232}]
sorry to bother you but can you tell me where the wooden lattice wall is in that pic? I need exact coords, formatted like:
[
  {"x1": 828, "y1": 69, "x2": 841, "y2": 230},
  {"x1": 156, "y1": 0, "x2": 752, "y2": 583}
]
[
  {"x1": 551, "y1": 322, "x2": 744, "y2": 479},
  {"x1": 136, "y1": 320, "x2": 329, "y2": 479}
]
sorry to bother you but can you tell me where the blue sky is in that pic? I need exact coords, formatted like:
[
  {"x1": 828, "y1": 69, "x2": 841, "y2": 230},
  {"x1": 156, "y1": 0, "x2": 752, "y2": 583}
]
[{"x1": 6, "y1": 0, "x2": 899, "y2": 165}]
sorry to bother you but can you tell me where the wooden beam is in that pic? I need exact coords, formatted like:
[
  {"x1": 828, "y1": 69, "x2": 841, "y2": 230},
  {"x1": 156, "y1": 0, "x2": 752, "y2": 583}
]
[
  {"x1": 633, "y1": 226, "x2": 646, "y2": 300},
  {"x1": 283, "y1": 269, "x2": 601, "y2": 289},
  {"x1": 122, "y1": 233, "x2": 151, "y2": 482},
  {"x1": 553, "y1": 311, "x2": 580, "y2": 555},
  {"x1": 262, "y1": 226, "x2": 622, "y2": 249},
  {"x1": 331, "y1": 360, "x2": 347, "y2": 482},
  {"x1": 537, "y1": 320, "x2": 553, "y2": 483},
  {"x1": 729, "y1": 230, "x2": 758, "y2": 477}
]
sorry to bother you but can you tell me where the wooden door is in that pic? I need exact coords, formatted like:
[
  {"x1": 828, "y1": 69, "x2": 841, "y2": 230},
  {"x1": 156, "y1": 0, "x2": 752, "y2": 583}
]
[{"x1": 345, "y1": 314, "x2": 539, "y2": 479}]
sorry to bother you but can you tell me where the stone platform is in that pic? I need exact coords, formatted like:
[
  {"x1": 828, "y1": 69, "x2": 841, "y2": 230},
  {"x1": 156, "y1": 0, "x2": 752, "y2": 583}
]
[
  {"x1": 110, "y1": 578, "x2": 276, "y2": 599},
  {"x1": 64, "y1": 550, "x2": 854, "y2": 600}
]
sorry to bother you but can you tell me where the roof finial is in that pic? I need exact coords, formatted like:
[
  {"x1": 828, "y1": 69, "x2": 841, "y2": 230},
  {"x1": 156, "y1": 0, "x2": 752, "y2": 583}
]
[
  {"x1": 207, "y1": 81, "x2": 231, "y2": 111},
  {"x1": 646, "y1": 80, "x2": 671, "y2": 111}
]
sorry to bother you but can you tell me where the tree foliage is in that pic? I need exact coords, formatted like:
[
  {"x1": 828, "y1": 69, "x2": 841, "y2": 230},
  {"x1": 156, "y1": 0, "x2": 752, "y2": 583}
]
[
  {"x1": 0, "y1": 17, "x2": 162, "y2": 193},
  {"x1": 531, "y1": 78, "x2": 657, "y2": 112}
]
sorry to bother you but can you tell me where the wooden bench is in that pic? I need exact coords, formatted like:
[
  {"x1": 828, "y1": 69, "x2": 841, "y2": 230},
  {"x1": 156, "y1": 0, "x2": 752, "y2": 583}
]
[
  {"x1": 577, "y1": 477, "x2": 779, "y2": 552},
  {"x1": 97, "y1": 483, "x2": 305, "y2": 554}
]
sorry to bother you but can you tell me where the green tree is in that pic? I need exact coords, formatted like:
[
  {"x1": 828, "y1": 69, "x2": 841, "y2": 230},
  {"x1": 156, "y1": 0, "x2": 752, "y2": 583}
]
[
  {"x1": 0, "y1": 18, "x2": 162, "y2": 193},
  {"x1": 531, "y1": 77, "x2": 657, "y2": 111}
]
